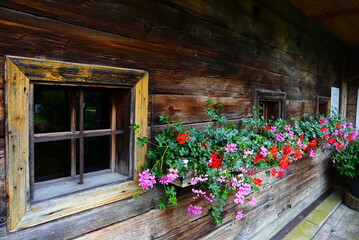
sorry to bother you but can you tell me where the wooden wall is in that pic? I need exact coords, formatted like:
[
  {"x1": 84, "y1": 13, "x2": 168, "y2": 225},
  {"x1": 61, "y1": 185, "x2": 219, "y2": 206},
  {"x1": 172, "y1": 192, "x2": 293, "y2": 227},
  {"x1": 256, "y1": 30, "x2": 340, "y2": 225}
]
[
  {"x1": 344, "y1": 48, "x2": 359, "y2": 125},
  {"x1": 0, "y1": 0, "x2": 345, "y2": 239}
]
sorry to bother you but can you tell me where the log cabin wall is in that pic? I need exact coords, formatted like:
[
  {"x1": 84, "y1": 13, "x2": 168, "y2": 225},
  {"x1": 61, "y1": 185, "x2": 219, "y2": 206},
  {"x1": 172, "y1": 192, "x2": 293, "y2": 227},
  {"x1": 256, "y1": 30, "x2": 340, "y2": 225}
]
[
  {"x1": 345, "y1": 48, "x2": 359, "y2": 125},
  {"x1": 0, "y1": 0, "x2": 345, "y2": 239}
]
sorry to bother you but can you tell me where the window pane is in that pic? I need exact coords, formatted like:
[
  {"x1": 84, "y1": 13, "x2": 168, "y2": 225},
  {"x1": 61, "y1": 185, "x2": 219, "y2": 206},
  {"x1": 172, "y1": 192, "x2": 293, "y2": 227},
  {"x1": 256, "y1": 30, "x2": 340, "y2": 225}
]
[
  {"x1": 35, "y1": 140, "x2": 72, "y2": 182},
  {"x1": 84, "y1": 89, "x2": 110, "y2": 130},
  {"x1": 260, "y1": 100, "x2": 281, "y2": 121},
  {"x1": 82, "y1": 136, "x2": 110, "y2": 173},
  {"x1": 34, "y1": 85, "x2": 71, "y2": 133}
]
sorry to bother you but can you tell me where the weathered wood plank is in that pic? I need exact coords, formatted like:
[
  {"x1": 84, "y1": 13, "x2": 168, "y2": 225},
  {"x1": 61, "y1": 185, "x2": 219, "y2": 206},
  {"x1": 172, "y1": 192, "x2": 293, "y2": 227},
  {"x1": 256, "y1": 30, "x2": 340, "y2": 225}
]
[
  {"x1": 1, "y1": 187, "x2": 164, "y2": 240},
  {"x1": 5, "y1": 58, "x2": 31, "y2": 230},
  {"x1": 0, "y1": 1, "x2": 342, "y2": 84},
  {"x1": 151, "y1": 95, "x2": 252, "y2": 123},
  {"x1": 0, "y1": 0, "x2": 344, "y2": 74},
  {"x1": 8, "y1": 56, "x2": 146, "y2": 86}
]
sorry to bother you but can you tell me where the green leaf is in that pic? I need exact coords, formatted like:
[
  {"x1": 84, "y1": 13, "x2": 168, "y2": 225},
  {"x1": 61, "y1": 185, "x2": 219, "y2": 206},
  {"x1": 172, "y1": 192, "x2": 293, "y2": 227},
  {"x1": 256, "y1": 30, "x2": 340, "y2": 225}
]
[
  {"x1": 159, "y1": 115, "x2": 169, "y2": 123},
  {"x1": 206, "y1": 99, "x2": 214, "y2": 107},
  {"x1": 158, "y1": 198, "x2": 169, "y2": 210},
  {"x1": 137, "y1": 137, "x2": 148, "y2": 147}
]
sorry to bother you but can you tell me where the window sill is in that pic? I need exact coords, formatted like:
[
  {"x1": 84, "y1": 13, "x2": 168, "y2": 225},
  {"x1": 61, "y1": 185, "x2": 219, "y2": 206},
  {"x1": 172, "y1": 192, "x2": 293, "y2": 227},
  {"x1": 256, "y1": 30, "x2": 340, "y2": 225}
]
[
  {"x1": 34, "y1": 170, "x2": 131, "y2": 202},
  {"x1": 14, "y1": 180, "x2": 143, "y2": 231}
]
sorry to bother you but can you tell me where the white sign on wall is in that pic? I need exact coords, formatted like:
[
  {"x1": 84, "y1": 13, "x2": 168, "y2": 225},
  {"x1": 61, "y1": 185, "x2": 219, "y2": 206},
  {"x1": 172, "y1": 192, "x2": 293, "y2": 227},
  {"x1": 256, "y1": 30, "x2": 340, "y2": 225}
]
[{"x1": 330, "y1": 87, "x2": 340, "y2": 116}]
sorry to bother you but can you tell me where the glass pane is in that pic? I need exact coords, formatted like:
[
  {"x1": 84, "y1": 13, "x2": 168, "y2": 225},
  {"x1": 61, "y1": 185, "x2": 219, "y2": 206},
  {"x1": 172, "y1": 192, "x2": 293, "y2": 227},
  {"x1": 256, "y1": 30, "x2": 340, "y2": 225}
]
[
  {"x1": 34, "y1": 85, "x2": 71, "y2": 133},
  {"x1": 83, "y1": 89, "x2": 110, "y2": 130},
  {"x1": 82, "y1": 136, "x2": 110, "y2": 173},
  {"x1": 35, "y1": 140, "x2": 72, "y2": 182},
  {"x1": 260, "y1": 100, "x2": 280, "y2": 121}
]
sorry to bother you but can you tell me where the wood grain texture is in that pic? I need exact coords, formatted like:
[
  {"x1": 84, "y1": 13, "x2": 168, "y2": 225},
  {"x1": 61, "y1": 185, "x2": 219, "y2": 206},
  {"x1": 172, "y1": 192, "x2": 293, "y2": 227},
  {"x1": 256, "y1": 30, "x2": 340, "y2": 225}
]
[
  {"x1": 0, "y1": 0, "x2": 347, "y2": 238},
  {"x1": 5, "y1": 58, "x2": 31, "y2": 230}
]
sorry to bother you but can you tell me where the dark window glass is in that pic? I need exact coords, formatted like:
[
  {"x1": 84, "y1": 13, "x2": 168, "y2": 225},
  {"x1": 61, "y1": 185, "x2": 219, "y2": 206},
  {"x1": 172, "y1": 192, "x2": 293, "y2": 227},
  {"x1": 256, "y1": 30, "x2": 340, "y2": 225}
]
[
  {"x1": 34, "y1": 140, "x2": 72, "y2": 182},
  {"x1": 84, "y1": 89, "x2": 110, "y2": 130},
  {"x1": 260, "y1": 100, "x2": 281, "y2": 121},
  {"x1": 83, "y1": 136, "x2": 110, "y2": 173},
  {"x1": 34, "y1": 85, "x2": 71, "y2": 133},
  {"x1": 319, "y1": 103, "x2": 328, "y2": 116}
]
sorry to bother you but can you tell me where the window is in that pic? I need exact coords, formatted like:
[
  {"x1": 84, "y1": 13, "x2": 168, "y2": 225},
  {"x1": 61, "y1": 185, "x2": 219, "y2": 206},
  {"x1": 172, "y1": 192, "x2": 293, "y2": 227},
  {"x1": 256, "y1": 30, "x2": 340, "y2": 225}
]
[
  {"x1": 317, "y1": 96, "x2": 330, "y2": 116},
  {"x1": 254, "y1": 90, "x2": 286, "y2": 121},
  {"x1": 5, "y1": 56, "x2": 148, "y2": 230},
  {"x1": 32, "y1": 86, "x2": 132, "y2": 201}
]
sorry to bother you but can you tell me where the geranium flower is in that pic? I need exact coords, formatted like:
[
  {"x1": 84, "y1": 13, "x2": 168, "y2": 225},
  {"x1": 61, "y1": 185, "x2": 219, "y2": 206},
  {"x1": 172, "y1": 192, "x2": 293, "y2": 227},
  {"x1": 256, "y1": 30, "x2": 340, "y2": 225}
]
[
  {"x1": 138, "y1": 169, "x2": 156, "y2": 190},
  {"x1": 248, "y1": 195, "x2": 257, "y2": 206},
  {"x1": 336, "y1": 143, "x2": 343, "y2": 150},
  {"x1": 283, "y1": 145, "x2": 293, "y2": 155},
  {"x1": 243, "y1": 149, "x2": 254, "y2": 158},
  {"x1": 309, "y1": 150, "x2": 316, "y2": 158},
  {"x1": 188, "y1": 204, "x2": 202, "y2": 216},
  {"x1": 319, "y1": 118, "x2": 328, "y2": 124},
  {"x1": 320, "y1": 126, "x2": 328, "y2": 132},
  {"x1": 225, "y1": 143, "x2": 238, "y2": 152},
  {"x1": 209, "y1": 151, "x2": 222, "y2": 168},
  {"x1": 293, "y1": 148, "x2": 303, "y2": 160},
  {"x1": 252, "y1": 178, "x2": 263, "y2": 186},
  {"x1": 159, "y1": 168, "x2": 179, "y2": 185},
  {"x1": 177, "y1": 133, "x2": 190, "y2": 144},
  {"x1": 275, "y1": 133, "x2": 286, "y2": 142},
  {"x1": 235, "y1": 210, "x2": 244, "y2": 220}
]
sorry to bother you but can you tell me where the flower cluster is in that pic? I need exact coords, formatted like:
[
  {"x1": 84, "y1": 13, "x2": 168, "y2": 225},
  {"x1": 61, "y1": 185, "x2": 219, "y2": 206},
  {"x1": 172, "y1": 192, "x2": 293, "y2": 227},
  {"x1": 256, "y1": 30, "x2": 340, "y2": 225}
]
[
  {"x1": 138, "y1": 169, "x2": 156, "y2": 190},
  {"x1": 136, "y1": 101, "x2": 358, "y2": 225},
  {"x1": 177, "y1": 133, "x2": 190, "y2": 144}
]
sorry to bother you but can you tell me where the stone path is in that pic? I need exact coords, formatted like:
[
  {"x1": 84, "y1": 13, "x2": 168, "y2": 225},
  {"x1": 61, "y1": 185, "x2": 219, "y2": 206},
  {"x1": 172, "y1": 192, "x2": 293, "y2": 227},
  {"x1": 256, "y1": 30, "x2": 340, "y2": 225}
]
[{"x1": 313, "y1": 203, "x2": 359, "y2": 240}]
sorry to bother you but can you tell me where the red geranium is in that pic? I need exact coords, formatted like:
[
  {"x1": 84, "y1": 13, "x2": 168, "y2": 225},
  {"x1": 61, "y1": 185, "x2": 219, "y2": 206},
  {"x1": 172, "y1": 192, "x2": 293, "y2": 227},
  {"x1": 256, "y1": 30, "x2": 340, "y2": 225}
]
[
  {"x1": 177, "y1": 133, "x2": 190, "y2": 144},
  {"x1": 252, "y1": 178, "x2": 263, "y2": 186}
]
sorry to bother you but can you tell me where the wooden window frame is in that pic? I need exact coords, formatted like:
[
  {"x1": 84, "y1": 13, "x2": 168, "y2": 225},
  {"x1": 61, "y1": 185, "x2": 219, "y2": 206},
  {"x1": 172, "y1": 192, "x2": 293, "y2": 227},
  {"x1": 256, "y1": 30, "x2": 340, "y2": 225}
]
[
  {"x1": 5, "y1": 56, "x2": 148, "y2": 231},
  {"x1": 254, "y1": 90, "x2": 286, "y2": 120}
]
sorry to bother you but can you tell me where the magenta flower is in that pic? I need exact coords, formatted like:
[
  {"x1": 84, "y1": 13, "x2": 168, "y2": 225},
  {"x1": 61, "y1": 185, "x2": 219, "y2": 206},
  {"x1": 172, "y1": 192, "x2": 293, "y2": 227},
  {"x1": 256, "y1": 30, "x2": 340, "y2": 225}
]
[
  {"x1": 204, "y1": 193, "x2": 216, "y2": 203},
  {"x1": 138, "y1": 169, "x2": 156, "y2": 190},
  {"x1": 284, "y1": 125, "x2": 291, "y2": 131},
  {"x1": 275, "y1": 133, "x2": 286, "y2": 142},
  {"x1": 248, "y1": 195, "x2": 257, "y2": 206},
  {"x1": 159, "y1": 168, "x2": 179, "y2": 185},
  {"x1": 192, "y1": 188, "x2": 206, "y2": 199},
  {"x1": 270, "y1": 126, "x2": 277, "y2": 132},
  {"x1": 188, "y1": 204, "x2": 202, "y2": 216},
  {"x1": 288, "y1": 131, "x2": 295, "y2": 139},
  {"x1": 319, "y1": 118, "x2": 328, "y2": 124},
  {"x1": 225, "y1": 143, "x2": 238, "y2": 152},
  {"x1": 235, "y1": 210, "x2": 244, "y2": 220},
  {"x1": 234, "y1": 183, "x2": 251, "y2": 204},
  {"x1": 309, "y1": 150, "x2": 316, "y2": 158},
  {"x1": 352, "y1": 130, "x2": 359, "y2": 140},
  {"x1": 191, "y1": 174, "x2": 208, "y2": 185},
  {"x1": 238, "y1": 167, "x2": 248, "y2": 173},
  {"x1": 260, "y1": 146, "x2": 268, "y2": 157}
]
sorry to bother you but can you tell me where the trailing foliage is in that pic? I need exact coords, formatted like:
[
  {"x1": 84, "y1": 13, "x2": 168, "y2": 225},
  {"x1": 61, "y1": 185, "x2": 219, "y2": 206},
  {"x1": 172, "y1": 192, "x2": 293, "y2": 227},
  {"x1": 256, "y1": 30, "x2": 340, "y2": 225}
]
[
  {"x1": 135, "y1": 101, "x2": 358, "y2": 224},
  {"x1": 332, "y1": 140, "x2": 359, "y2": 178}
]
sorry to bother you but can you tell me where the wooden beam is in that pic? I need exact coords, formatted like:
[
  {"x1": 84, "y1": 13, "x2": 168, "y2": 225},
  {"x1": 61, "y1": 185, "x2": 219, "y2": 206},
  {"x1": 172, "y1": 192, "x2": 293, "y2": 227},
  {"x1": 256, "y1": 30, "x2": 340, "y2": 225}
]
[{"x1": 309, "y1": 8, "x2": 359, "y2": 22}]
